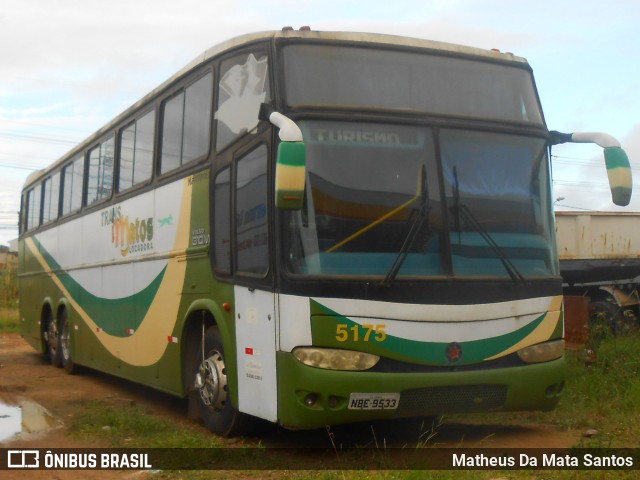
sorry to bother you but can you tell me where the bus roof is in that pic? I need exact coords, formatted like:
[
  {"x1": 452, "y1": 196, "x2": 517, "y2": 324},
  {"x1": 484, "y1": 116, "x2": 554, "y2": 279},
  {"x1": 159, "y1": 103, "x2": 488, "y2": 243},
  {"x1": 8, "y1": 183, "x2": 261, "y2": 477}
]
[{"x1": 23, "y1": 28, "x2": 529, "y2": 189}]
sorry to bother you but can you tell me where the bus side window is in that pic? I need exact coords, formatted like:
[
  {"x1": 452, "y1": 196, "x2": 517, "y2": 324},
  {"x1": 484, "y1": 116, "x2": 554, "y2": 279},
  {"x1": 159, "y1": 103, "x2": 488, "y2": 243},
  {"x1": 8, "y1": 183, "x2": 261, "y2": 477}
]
[
  {"x1": 160, "y1": 72, "x2": 213, "y2": 174},
  {"x1": 215, "y1": 52, "x2": 270, "y2": 151},
  {"x1": 25, "y1": 185, "x2": 41, "y2": 231},
  {"x1": 119, "y1": 109, "x2": 155, "y2": 191},
  {"x1": 42, "y1": 172, "x2": 60, "y2": 224},
  {"x1": 213, "y1": 167, "x2": 231, "y2": 274},
  {"x1": 87, "y1": 136, "x2": 115, "y2": 206},
  {"x1": 62, "y1": 155, "x2": 84, "y2": 215}
]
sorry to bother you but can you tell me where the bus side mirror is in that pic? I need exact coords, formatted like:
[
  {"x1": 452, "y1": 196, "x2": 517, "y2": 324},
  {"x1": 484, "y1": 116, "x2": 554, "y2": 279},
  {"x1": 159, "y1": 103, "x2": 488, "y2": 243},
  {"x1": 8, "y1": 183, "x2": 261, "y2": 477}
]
[
  {"x1": 275, "y1": 141, "x2": 306, "y2": 210},
  {"x1": 260, "y1": 104, "x2": 307, "y2": 210},
  {"x1": 604, "y1": 146, "x2": 632, "y2": 207},
  {"x1": 550, "y1": 131, "x2": 633, "y2": 207}
]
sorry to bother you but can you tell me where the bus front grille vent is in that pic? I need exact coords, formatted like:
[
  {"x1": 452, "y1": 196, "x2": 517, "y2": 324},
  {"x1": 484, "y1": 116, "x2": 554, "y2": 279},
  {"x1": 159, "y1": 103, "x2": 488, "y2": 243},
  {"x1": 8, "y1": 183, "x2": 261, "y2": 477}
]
[{"x1": 397, "y1": 385, "x2": 507, "y2": 415}]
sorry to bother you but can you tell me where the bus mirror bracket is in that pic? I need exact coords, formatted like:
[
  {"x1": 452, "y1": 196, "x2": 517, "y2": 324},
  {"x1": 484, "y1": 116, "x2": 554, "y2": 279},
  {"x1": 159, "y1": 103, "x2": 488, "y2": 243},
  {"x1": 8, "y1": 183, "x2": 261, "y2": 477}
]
[
  {"x1": 260, "y1": 104, "x2": 306, "y2": 210},
  {"x1": 550, "y1": 130, "x2": 632, "y2": 207}
]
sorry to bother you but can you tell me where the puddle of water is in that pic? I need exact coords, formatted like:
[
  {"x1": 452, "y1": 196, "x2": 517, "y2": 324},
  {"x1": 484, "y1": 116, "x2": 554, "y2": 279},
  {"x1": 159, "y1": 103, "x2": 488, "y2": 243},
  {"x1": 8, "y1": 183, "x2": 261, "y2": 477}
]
[
  {"x1": 0, "y1": 403, "x2": 22, "y2": 442},
  {"x1": 0, "y1": 399, "x2": 61, "y2": 443}
]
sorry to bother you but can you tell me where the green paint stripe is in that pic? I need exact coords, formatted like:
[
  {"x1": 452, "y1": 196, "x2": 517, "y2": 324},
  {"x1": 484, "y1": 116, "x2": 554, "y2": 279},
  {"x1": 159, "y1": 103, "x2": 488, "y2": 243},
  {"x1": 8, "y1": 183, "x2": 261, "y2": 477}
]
[
  {"x1": 604, "y1": 147, "x2": 631, "y2": 170},
  {"x1": 32, "y1": 236, "x2": 166, "y2": 337},
  {"x1": 277, "y1": 142, "x2": 306, "y2": 166},
  {"x1": 611, "y1": 186, "x2": 633, "y2": 195},
  {"x1": 310, "y1": 299, "x2": 545, "y2": 366}
]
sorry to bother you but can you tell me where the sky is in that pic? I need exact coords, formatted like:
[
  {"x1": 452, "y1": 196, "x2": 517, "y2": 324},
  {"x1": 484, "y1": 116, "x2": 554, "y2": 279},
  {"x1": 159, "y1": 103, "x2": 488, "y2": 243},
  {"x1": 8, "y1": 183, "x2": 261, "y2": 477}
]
[{"x1": 1, "y1": 0, "x2": 639, "y2": 247}]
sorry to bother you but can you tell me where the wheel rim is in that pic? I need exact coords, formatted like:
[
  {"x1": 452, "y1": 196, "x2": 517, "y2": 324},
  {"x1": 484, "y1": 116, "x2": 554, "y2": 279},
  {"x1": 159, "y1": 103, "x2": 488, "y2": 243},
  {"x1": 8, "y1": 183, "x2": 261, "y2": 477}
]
[
  {"x1": 61, "y1": 320, "x2": 70, "y2": 361},
  {"x1": 47, "y1": 321, "x2": 58, "y2": 356},
  {"x1": 196, "y1": 350, "x2": 228, "y2": 412}
]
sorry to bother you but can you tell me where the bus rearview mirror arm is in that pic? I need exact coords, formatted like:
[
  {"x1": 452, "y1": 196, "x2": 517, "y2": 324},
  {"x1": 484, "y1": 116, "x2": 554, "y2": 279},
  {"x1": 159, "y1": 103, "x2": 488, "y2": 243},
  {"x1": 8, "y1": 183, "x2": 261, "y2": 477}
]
[{"x1": 550, "y1": 130, "x2": 632, "y2": 207}]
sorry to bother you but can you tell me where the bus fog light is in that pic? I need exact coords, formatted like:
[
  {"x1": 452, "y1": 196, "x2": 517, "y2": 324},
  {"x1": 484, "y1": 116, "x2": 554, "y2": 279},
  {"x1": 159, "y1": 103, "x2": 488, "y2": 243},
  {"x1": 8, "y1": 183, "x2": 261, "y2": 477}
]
[
  {"x1": 517, "y1": 340, "x2": 564, "y2": 363},
  {"x1": 304, "y1": 393, "x2": 319, "y2": 406},
  {"x1": 293, "y1": 347, "x2": 379, "y2": 371}
]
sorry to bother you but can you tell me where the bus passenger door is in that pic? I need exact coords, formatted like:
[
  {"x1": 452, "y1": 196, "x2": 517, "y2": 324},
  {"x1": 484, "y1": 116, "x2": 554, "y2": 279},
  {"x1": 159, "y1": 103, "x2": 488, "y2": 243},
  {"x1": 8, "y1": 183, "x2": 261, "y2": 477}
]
[
  {"x1": 234, "y1": 287, "x2": 277, "y2": 422},
  {"x1": 232, "y1": 144, "x2": 277, "y2": 422}
]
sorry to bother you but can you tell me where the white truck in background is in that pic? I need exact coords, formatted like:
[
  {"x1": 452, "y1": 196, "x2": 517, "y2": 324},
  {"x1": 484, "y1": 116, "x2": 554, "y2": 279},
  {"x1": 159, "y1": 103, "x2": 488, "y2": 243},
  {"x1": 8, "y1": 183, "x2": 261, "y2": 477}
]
[{"x1": 556, "y1": 211, "x2": 640, "y2": 334}]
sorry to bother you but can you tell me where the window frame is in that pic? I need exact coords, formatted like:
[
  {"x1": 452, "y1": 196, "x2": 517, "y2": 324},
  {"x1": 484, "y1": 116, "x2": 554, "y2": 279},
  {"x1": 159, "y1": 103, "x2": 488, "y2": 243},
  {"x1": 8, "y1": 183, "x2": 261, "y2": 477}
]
[
  {"x1": 214, "y1": 47, "x2": 271, "y2": 154},
  {"x1": 233, "y1": 142, "x2": 271, "y2": 280},
  {"x1": 25, "y1": 185, "x2": 41, "y2": 232},
  {"x1": 117, "y1": 107, "x2": 156, "y2": 194},
  {"x1": 41, "y1": 171, "x2": 61, "y2": 225},
  {"x1": 85, "y1": 134, "x2": 116, "y2": 208},
  {"x1": 158, "y1": 68, "x2": 214, "y2": 178},
  {"x1": 61, "y1": 154, "x2": 86, "y2": 218}
]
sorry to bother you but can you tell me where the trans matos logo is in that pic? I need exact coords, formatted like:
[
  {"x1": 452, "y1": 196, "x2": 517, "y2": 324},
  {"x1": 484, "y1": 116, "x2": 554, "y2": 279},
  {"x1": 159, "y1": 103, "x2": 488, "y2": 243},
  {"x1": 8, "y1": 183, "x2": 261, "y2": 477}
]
[{"x1": 101, "y1": 205, "x2": 166, "y2": 257}]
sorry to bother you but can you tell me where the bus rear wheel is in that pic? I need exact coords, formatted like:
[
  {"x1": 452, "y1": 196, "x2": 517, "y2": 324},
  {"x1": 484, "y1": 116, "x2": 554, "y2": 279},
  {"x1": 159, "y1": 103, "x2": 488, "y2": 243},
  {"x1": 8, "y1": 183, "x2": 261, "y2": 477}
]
[
  {"x1": 193, "y1": 326, "x2": 251, "y2": 437},
  {"x1": 45, "y1": 316, "x2": 62, "y2": 368}
]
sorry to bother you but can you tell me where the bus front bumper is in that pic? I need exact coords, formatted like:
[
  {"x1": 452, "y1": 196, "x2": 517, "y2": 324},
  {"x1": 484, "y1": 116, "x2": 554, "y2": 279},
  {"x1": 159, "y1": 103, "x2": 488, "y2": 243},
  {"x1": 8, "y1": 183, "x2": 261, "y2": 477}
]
[{"x1": 276, "y1": 351, "x2": 565, "y2": 430}]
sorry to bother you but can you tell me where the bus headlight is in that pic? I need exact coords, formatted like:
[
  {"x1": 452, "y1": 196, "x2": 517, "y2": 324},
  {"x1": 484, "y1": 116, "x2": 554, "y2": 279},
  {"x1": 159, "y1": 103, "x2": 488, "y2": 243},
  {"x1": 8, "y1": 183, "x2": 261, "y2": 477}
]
[
  {"x1": 293, "y1": 347, "x2": 379, "y2": 371},
  {"x1": 517, "y1": 340, "x2": 565, "y2": 363}
]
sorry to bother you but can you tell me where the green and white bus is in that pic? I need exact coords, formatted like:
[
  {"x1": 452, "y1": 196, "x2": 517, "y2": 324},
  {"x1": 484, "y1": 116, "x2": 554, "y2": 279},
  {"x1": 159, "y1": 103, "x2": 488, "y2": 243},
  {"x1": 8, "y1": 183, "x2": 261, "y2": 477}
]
[{"x1": 18, "y1": 29, "x2": 632, "y2": 437}]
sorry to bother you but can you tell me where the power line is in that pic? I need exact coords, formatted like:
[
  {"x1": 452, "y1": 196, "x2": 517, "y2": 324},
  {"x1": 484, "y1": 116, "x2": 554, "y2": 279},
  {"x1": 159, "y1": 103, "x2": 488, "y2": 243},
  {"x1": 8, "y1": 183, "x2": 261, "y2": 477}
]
[
  {"x1": 554, "y1": 204, "x2": 598, "y2": 212},
  {"x1": 0, "y1": 131, "x2": 80, "y2": 146},
  {"x1": 0, "y1": 163, "x2": 42, "y2": 171},
  {"x1": 0, "y1": 150, "x2": 62, "y2": 162},
  {"x1": 0, "y1": 118, "x2": 90, "y2": 135}
]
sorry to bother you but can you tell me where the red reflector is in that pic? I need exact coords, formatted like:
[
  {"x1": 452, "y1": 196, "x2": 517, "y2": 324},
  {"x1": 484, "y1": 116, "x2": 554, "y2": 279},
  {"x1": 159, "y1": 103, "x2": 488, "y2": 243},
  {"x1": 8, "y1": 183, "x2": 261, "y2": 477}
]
[{"x1": 245, "y1": 347, "x2": 254, "y2": 355}]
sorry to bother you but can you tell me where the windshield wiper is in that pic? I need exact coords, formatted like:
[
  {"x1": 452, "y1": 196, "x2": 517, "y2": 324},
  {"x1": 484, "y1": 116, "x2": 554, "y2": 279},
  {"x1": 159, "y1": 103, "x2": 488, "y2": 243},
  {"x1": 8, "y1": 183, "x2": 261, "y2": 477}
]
[
  {"x1": 450, "y1": 166, "x2": 524, "y2": 284},
  {"x1": 450, "y1": 203, "x2": 526, "y2": 284},
  {"x1": 382, "y1": 166, "x2": 430, "y2": 287}
]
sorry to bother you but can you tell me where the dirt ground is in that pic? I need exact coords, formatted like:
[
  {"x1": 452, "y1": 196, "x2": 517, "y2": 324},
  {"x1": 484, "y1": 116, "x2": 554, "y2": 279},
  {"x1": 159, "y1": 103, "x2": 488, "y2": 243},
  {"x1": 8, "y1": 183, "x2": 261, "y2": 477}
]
[{"x1": 0, "y1": 333, "x2": 579, "y2": 478}]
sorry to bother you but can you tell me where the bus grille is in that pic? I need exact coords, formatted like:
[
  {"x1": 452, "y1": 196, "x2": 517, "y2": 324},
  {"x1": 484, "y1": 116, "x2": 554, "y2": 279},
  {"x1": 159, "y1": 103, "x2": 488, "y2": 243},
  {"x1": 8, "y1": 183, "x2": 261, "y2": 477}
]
[{"x1": 397, "y1": 385, "x2": 507, "y2": 416}]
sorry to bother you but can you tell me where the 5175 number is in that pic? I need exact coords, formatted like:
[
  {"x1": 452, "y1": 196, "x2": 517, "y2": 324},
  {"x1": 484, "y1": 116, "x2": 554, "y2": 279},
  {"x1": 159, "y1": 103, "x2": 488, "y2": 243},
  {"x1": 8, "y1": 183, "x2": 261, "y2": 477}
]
[{"x1": 335, "y1": 324, "x2": 386, "y2": 343}]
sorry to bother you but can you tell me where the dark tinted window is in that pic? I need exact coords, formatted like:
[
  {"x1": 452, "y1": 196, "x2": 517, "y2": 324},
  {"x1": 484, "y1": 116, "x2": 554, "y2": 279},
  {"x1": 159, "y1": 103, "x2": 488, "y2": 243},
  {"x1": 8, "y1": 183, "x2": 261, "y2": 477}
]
[
  {"x1": 183, "y1": 74, "x2": 212, "y2": 162},
  {"x1": 235, "y1": 145, "x2": 268, "y2": 275},
  {"x1": 161, "y1": 92, "x2": 184, "y2": 173},
  {"x1": 161, "y1": 72, "x2": 213, "y2": 173},
  {"x1": 283, "y1": 44, "x2": 542, "y2": 124},
  {"x1": 213, "y1": 168, "x2": 231, "y2": 273}
]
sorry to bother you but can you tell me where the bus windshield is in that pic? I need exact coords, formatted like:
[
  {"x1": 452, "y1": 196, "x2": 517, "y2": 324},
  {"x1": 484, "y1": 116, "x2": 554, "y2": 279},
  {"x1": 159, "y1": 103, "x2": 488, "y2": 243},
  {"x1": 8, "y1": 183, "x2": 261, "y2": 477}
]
[
  {"x1": 284, "y1": 121, "x2": 558, "y2": 280},
  {"x1": 283, "y1": 44, "x2": 543, "y2": 124}
]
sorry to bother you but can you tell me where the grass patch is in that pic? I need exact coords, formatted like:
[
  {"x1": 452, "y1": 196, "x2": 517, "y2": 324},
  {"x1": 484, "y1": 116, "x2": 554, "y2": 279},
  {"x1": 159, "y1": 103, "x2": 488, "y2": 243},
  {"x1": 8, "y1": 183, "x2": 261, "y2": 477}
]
[
  {"x1": 0, "y1": 267, "x2": 19, "y2": 332},
  {"x1": 0, "y1": 305, "x2": 19, "y2": 332},
  {"x1": 555, "y1": 332, "x2": 640, "y2": 447},
  {"x1": 68, "y1": 399, "x2": 224, "y2": 448},
  {"x1": 493, "y1": 332, "x2": 640, "y2": 448}
]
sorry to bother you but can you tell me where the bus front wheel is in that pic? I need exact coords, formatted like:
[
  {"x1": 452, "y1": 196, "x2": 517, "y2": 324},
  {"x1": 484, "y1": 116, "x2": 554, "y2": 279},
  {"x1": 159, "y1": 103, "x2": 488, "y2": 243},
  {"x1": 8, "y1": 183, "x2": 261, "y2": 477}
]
[{"x1": 194, "y1": 325, "x2": 250, "y2": 437}]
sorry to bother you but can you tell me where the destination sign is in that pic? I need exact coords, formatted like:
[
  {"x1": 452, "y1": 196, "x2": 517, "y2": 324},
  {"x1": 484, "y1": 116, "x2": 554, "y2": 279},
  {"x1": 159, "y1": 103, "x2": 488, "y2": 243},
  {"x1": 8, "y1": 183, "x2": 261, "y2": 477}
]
[{"x1": 306, "y1": 127, "x2": 424, "y2": 149}]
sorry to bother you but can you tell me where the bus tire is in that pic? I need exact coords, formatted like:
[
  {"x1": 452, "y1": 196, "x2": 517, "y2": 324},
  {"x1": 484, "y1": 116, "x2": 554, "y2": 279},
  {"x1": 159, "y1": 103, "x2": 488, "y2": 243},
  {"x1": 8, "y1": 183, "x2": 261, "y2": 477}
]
[
  {"x1": 59, "y1": 309, "x2": 80, "y2": 374},
  {"x1": 45, "y1": 315, "x2": 62, "y2": 368},
  {"x1": 193, "y1": 325, "x2": 250, "y2": 437},
  {"x1": 590, "y1": 301, "x2": 623, "y2": 336}
]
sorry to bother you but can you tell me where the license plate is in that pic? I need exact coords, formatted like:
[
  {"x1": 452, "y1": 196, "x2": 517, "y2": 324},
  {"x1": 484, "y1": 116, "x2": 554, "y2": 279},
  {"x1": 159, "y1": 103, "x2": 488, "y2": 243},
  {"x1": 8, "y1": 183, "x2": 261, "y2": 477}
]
[{"x1": 348, "y1": 393, "x2": 399, "y2": 410}]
